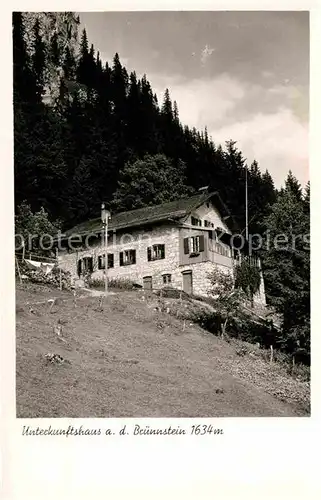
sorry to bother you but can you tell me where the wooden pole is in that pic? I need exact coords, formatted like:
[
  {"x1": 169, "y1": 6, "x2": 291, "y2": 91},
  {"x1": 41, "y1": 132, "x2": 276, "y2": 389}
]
[
  {"x1": 177, "y1": 289, "x2": 183, "y2": 317},
  {"x1": 16, "y1": 257, "x2": 22, "y2": 285},
  {"x1": 245, "y1": 165, "x2": 249, "y2": 243},
  {"x1": 56, "y1": 248, "x2": 62, "y2": 291},
  {"x1": 105, "y1": 215, "x2": 108, "y2": 296}
]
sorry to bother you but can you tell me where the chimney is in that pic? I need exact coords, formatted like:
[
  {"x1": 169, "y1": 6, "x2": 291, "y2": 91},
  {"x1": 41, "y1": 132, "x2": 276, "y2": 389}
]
[{"x1": 198, "y1": 186, "x2": 209, "y2": 193}]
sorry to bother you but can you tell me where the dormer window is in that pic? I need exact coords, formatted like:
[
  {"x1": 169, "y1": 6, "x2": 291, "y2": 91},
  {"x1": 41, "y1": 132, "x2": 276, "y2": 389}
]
[{"x1": 191, "y1": 216, "x2": 202, "y2": 226}]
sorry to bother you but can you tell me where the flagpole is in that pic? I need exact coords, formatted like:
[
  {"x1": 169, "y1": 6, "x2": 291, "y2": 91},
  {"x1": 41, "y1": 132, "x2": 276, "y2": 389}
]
[
  {"x1": 245, "y1": 165, "x2": 249, "y2": 242},
  {"x1": 101, "y1": 203, "x2": 111, "y2": 297}
]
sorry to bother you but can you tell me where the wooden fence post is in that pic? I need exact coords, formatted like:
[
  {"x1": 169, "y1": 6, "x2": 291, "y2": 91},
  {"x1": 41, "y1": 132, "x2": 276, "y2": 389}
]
[
  {"x1": 16, "y1": 257, "x2": 22, "y2": 285},
  {"x1": 55, "y1": 248, "x2": 62, "y2": 291},
  {"x1": 177, "y1": 289, "x2": 183, "y2": 318}
]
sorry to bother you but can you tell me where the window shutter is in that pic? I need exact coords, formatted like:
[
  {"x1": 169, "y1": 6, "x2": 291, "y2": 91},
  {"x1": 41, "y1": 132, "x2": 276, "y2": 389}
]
[
  {"x1": 184, "y1": 238, "x2": 189, "y2": 254},
  {"x1": 120, "y1": 252, "x2": 123, "y2": 266},
  {"x1": 162, "y1": 245, "x2": 165, "y2": 259},
  {"x1": 147, "y1": 247, "x2": 151, "y2": 261},
  {"x1": 132, "y1": 250, "x2": 136, "y2": 264},
  {"x1": 108, "y1": 254, "x2": 114, "y2": 269},
  {"x1": 199, "y1": 235, "x2": 205, "y2": 252}
]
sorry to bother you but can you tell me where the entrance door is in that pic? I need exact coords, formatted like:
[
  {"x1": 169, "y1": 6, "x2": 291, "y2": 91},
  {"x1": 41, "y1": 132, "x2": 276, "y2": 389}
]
[
  {"x1": 182, "y1": 271, "x2": 193, "y2": 294},
  {"x1": 143, "y1": 276, "x2": 153, "y2": 290}
]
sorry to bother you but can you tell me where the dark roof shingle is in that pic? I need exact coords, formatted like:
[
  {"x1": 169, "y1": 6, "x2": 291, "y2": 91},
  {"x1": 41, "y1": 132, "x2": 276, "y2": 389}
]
[{"x1": 62, "y1": 191, "x2": 234, "y2": 239}]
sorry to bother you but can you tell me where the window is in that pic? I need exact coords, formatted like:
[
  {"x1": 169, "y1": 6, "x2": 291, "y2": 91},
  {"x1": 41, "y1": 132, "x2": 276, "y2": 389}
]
[
  {"x1": 147, "y1": 244, "x2": 165, "y2": 261},
  {"x1": 79, "y1": 257, "x2": 93, "y2": 274},
  {"x1": 191, "y1": 236, "x2": 200, "y2": 253},
  {"x1": 83, "y1": 257, "x2": 93, "y2": 272},
  {"x1": 120, "y1": 249, "x2": 136, "y2": 266},
  {"x1": 191, "y1": 216, "x2": 202, "y2": 226},
  {"x1": 183, "y1": 235, "x2": 205, "y2": 255},
  {"x1": 77, "y1": 259, "x2": 82, "y2": 277},
  {"x1": 204, "y1": 220, "x2": 211, "y2": 227},
  {"x1": 98, "y1": 253, "x2": 114, "y2": 269},
  {"x1": 162, "y1": 274, "x2": 172, "y2": 284}
]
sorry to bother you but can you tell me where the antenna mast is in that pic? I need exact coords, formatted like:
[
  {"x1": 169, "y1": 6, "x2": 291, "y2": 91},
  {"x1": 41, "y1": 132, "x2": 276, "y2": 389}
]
[{"x1": 245, "y1": 165, "x2": 249, "y2": 242}]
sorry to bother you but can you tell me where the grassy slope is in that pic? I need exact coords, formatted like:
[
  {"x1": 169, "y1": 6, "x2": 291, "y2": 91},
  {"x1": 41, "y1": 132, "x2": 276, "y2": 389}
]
[{"x1": 16, "y1": 284, "x2": 310, "y2": 418}]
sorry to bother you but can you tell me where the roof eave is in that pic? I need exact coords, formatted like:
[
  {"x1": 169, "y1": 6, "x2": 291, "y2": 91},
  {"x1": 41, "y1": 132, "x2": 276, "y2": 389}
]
[{"x1": 56, "y1": 212, "x2": 186, "y2": 242}]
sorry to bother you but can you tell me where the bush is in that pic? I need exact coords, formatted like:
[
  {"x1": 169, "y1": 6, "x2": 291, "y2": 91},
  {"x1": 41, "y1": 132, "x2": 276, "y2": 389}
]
[
  {"x1": 155, "y1": 287, "x2": 190, "y2": 300},
  {"x1": 87, "y1": 277, "x2": 105, "y2": 289},
  {"x1": 289, "y1": 363, "x2": 310, "y2": 382},
  {"x1": 190, "y1": 308, "x2": 282, "y2": 347},
  {"x1": 189, "y1": 308, "x2": 310, "y2": 380},
  {"x1": 88, "y1": 277, "x2": 138, "y2": 290},
  {"x1": 109, "y1": 278, "x2": 140, "y2": 290},
  {"x1": 15, "y1": 202, "x2": 61, "y2": 252},
  {"x1": 235, "y1": 258, "x2": 261, "y2": 305},
  {"x1": 16, "y1": 261, "x2": 72, "y2": 290}
]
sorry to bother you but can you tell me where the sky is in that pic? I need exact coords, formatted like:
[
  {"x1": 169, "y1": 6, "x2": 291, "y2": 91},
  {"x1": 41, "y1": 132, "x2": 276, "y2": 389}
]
[{"x1": 79, "y1": 11, "x2": 309, "y2": 188}]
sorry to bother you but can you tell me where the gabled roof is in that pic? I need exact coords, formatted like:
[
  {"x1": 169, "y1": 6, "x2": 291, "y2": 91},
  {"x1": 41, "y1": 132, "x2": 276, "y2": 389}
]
[{"x1": 61, "y1": 191, "x2": 236, "y2": 240}]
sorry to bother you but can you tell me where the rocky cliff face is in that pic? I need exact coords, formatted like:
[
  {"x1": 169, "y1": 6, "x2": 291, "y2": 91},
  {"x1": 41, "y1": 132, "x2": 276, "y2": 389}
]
[{"x1": 22, "y1": 12, "x2": 80, "y2": 104}]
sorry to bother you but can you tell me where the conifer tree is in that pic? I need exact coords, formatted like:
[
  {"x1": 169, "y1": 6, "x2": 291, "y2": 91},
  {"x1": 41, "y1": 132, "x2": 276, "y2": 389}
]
[
  {"x1": 161, "y1": 88, "x2": 173, "y2": 118},
  {"x1": 49, "y1": 32, "x2": 60, "y2": 67},
  {"x1": 31, "y1": 18, "x2": 46, "y2": 101},
  {"x1": 303, "y1": 181, "x2": 310, "y2": 215},
  {"x1": 76, "y1": 28, "x2": 89, "y2": 85},
  {"x1": 284, "y1": 170, "x2": 302, "y2": 202},
  {"x1": 262, "y1": 188, "x2": 310, "y2": 360},
  {"x1": 13, "y1": 12, "x2": 37, "y2": 106}
]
